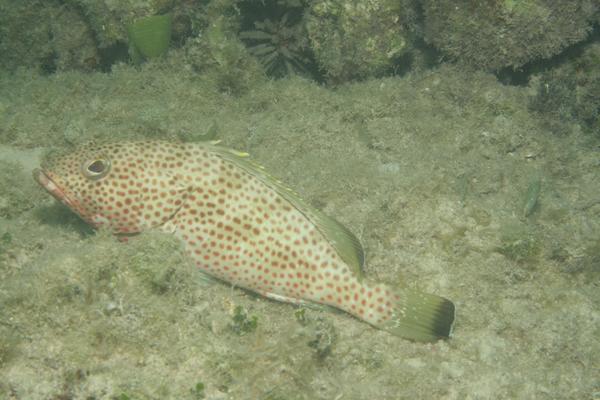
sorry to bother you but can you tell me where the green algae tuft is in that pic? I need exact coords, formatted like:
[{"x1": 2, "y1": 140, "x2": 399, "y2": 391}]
[
  {"x1": 128, "y1": 14, "x2": 173, "y2": 64},
  {"x1": 230, "y1": 305, "x2": 258, "y2": 335}
]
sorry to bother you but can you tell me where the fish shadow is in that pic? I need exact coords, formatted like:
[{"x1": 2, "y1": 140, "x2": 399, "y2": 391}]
[{"x1": 33, "y1": 203, "x2": 94, "y2": 237}]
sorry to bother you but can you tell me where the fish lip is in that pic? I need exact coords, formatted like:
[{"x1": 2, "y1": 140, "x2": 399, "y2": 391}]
[
  {"x1": 33, "y1": 168, "x2": 104, "y2": 229},
  {"x1": 33, "y1": 168, "x2": 75, "y2": 209}
]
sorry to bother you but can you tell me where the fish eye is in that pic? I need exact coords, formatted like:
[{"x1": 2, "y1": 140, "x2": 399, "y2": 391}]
[{"x1": 81, "y1": 157, "x2": 111, "y2": 180}]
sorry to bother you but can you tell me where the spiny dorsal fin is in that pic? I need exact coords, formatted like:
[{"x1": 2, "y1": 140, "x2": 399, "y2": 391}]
[{"x1": 206, "y1": 143, "x2": 364, "y2": 279}]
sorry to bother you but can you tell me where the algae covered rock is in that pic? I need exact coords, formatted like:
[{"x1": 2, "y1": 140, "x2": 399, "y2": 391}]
[
  {"x1": 71, "y1": 0, "x2": 240, "y2": 51},
  {"x1": 306, "y1": 0, "x2": 416, "y2": 82},
  {"x1": 0, "y1": 0, "x2": 98, "y2": 72},
  {"x1": 67, "y1": 0, "x2": 176, "y2": 49},
  {"x1": 529, "y1": 42, "x2": 600, "y2": 135},
  {"x1": 0, "y1": 0, "x2": 239, "y2": 72},
  {"x1": 179, "y1": 17, "x2": 266, "y2": 95},
  {"x1": 423, "y1": 0, "x2": 598, "y2": 71}
]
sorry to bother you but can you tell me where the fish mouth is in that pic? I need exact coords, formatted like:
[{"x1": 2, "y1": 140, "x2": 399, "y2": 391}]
[
  {"x1": 32, "y1": 169, "x2": 107, "y2": 230},
  {"x1": 33, "y1": 168, "x2": 77, "y2": 209}
]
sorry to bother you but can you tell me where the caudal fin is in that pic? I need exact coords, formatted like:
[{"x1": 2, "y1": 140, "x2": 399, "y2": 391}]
[
  {"x1": 346, "y1": 283, "x2": 455, "y2": 342},
  {"x1": 377, "y1": 288, "x2": 455, "y2": 342}
]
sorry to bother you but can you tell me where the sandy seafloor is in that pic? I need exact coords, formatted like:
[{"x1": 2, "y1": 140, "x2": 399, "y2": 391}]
[{"x1": 0, "y1": 61, "x2": 599, "y2": 399}]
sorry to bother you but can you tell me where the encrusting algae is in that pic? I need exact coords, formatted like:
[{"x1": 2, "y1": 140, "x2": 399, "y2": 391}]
[{"x1": 34, "y1": 140, "x2": 455, "y2": 342}]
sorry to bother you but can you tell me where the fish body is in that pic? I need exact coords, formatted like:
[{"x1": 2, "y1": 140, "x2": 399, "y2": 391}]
[{"x1": 34, "y1": 140, "x2": 454, "y2": 342}]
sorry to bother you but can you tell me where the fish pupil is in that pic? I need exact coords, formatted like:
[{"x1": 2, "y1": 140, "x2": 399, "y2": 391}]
[
  {"x1": 88, "y1": 160, "x2": 105, "y2": 173},
  {"x1": 82, "y1": 158, "x2": 111, "y2": 180}
]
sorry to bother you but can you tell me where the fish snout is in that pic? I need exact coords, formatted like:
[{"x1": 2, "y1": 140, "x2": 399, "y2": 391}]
[{"x1": 33, "y1": 168, "x2": 72, "y2": 208}]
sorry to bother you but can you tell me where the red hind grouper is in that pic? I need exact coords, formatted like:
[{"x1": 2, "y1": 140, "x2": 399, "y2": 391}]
[{"x1": 34, "y1": 140, "x2": 455, "y2": 342}]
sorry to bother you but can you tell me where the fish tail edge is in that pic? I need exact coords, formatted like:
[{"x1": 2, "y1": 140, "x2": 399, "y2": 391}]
[{"x1": 374, "y1": 287, "x2": 455, "y2": 342}]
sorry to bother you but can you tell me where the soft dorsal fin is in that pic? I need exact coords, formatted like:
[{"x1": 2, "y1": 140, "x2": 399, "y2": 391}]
[{"x1": 206, "y1": 143, "x2": 364, "y2": 279}]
